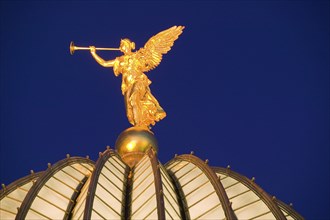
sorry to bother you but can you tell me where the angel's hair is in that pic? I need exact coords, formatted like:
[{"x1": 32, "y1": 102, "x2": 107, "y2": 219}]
[{"x1": 121, "y1": 38, "x2": 135, "y2": 50}]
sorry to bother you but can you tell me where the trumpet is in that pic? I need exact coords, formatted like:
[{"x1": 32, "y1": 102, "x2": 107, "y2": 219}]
[{"x1": 70, "y1": 41, "x2": 120, "y2": 55}]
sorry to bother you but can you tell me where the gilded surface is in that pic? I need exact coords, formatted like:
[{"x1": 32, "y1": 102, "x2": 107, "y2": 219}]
[
  {"x1": 115, "y1": 127, "x2": 158, "y2": 167},
  {"x1": 89, "y1": 26, "x2": 184, "y2": 128}
]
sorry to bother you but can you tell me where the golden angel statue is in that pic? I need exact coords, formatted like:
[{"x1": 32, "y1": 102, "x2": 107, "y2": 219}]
[{"x1": 89, "y1": 26, "x2": 184, "y2": 128}]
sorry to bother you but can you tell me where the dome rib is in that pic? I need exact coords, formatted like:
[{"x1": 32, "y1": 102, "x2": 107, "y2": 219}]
[
  {"x1": 212, "y1": 167, "x2": 287, "y2": 220},
  {"x1": 276, "y1": 199, "x2": 304, "y2": 220},
  {"x1": 1, "y1": 150, "x2": 304, "y2": 219},
  {"x1": 83, "y1": 149, "x2": 129, "y2": 220},
  {"x1": 147, "y1": 148, "x2": 166, "y2": 219},
  {"x1": 15, "y1": 157, "x2": 94, "y2": 220},
  {"x1": 166, "y1": 154, "x2": 237, "y2": 220},
  {"x1": 165, "y1": 159, "x2": 191, "y2": 219},
  {"x1": 129, "y1": 151, "x2": 160, "y2": 219},
  {"x1": 0, "y1": 172, "x2": 43, "y2": 219},
  {"x1": 71, "y1": 172, "x2": 92, "y2": 219},
  {"x1": 158, "y1": 163, "x2": 184, "y2": 219},
  {"x1": 128, "y1": 149, "x2": 183, "y2": 219}
]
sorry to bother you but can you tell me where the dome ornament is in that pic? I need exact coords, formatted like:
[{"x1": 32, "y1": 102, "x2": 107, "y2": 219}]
[
  {"x1": 71, "y1": 26, "x2": 184, "y2": 166},
  {"x1": 115, "y1": 126, "x2": 158, "y2": 168},
  {"x1": 70, "y1": 26, "x2": 184, "y2": 129}
]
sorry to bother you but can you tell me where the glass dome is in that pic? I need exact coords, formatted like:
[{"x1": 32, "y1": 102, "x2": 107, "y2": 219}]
[{"x1": 0, "y1": 148, "x2": 303, "y2": 220}]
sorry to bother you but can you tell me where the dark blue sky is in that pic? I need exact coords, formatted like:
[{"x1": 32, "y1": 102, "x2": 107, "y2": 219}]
[{"x1": 0, "y1": 1, "x2": 329, "y2": 219}]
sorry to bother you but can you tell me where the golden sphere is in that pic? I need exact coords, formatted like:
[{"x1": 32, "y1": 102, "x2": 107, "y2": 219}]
[{"x1": 115, "y1": 127, "x2": 158, "y2": 168}]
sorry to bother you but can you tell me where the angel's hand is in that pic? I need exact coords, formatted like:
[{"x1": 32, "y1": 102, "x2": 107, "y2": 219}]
[{"x1": 89, "y1": 46, "x2": 96, "y2": 53}]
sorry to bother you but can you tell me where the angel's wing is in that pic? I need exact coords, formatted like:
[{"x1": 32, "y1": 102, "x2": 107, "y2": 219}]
[{"x1": 136, "y1": 26, "x2": 184, "y2": 72}]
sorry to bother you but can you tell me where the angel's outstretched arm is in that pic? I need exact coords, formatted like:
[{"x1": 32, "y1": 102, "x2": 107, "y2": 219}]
[{"x1": 90, "y1": 46, "x2": 115, "y2": 67}]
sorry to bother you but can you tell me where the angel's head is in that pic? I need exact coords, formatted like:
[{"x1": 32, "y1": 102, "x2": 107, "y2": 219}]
[{"x1": 120, "y1": 38, "x2": 135, "y2": 54}]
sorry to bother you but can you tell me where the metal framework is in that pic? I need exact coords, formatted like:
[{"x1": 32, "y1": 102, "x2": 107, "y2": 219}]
[
  {"x1": 166, "y1": 154, "x2": 237, "y2": 220},
  {"x1": 212, "y1": 167, "x2": 290, "y2": 220},
  {"x1": 276, "y1": 199, "x2": 304, "y2": 220},
  {"x1": 15, "y1": 157, "x2": 94, "y2": 220},
  {"x1": 148, "y1": 148, "x2": 166, "y2": 219},
  {"x1": 1, "y1": 152, "x2": 304, "y2": 220},
  {"x1": 84, "y1": 149, "x2": 129, "y2": 220},
  {"x1": 0, "y1": 172, "x2": 43, "y2": 219},
  {"x1": 129, "y1": 152, "x2": 157, "y2": 219}
]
